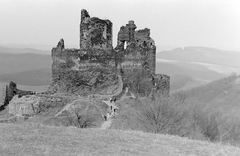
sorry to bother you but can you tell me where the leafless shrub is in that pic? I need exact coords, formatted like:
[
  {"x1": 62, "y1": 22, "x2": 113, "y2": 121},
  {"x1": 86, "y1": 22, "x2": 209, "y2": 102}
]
[
  {"x1": 136, "y1": 95, "x2": 190, "y2": 136},
  {"x1": 218, "y1": 118, "x2": 240, "y2": 144},
  {"x1": 72, "y1": 108, "x2": 96, "y2": 128}
]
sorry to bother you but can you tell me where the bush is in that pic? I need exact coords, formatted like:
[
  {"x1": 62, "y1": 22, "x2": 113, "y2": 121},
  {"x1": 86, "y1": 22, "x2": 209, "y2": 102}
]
[
  {"x1": 136, "y1": 95, "x2": 192, "y2": 136},
  {"x1": 112, "y1": 87, "x2": 240, "y2": 145},
  {"x1": 75, "y1": 113, "x2": 96, "y2": 128}
]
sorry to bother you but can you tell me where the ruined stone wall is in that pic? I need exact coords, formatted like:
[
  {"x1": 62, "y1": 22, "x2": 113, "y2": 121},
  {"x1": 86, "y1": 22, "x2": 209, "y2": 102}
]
[
  {"x1": 50, "y1": 9, "x2": 169, "y2": 96},
  {"x1": 51, "y1": 47, "x2": 79, "y2": 84},
  {"x1": 51, "y1": 40, "x2": 117, "y2": 94},
  {"x1": 52, "y1": 10, "x2": 115, "y2": 90},
  {"x1": 115, "y1": 21, "x2": 156, "y2": 75},
  {"x1": 153, "y1": 74, "x2": 170, "y2": 95},
  {"x1": 80, "y1": 9, "x2": 113, "y2": 50},
  {"x1": 51, "y1": 31, "x2": 116, "y2": 93},
  {"x1": 135, "y1": 28, "x2": 156, "y2": 74}
]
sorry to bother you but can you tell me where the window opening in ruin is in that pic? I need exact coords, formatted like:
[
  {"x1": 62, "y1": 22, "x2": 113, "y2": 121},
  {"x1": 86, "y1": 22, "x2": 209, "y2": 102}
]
[
  {"x1": 143, "y1": 41, "x2": 147, "y2": 47},
  {"x1": 124, "y1": 41, "x2": 127, "y2": 50}
]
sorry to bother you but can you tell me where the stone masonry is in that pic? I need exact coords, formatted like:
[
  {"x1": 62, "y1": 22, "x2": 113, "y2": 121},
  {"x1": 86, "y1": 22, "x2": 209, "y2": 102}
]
[{"x1": 50, "y1": 9, "x2": 170, "y2": 96}]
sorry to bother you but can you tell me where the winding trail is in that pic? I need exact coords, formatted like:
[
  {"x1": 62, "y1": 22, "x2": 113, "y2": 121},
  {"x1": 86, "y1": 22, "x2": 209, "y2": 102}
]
[
  {"x1": 100, "y1": 119, "x2": 112, "y2": 129},
  {"x1": 100, "y1": 99, "x2": 118, "y2": 129}
]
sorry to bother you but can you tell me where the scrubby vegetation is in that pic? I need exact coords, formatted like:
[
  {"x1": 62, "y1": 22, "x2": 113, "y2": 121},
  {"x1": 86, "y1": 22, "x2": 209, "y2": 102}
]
[{"x1": 111, "y1": 74, "x2": 240, "y2": 145}]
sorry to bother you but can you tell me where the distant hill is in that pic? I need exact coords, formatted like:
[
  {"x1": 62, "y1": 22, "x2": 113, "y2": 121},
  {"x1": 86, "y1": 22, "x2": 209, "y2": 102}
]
[
  {"x1": 157, "y1": 46, "x2": 240, "y2": 76},
  {"x1": 0, "y1": 68, "x2": 51, "y2": 86},
  {"x1": 156, "y1": 45, "x2": 179, "y2": 52},
  {"x1": 156, "y1": 62, "x2": 226, "y2": 82},
  {"x1": 157, "y1": 46, "x2": 240, "y2": 69},
  {"x1": 156, "y1": 46, "x2": 240, "y2": 90},
  {"x1": 0, "y1": 51, "x2": 51, "y2": 75},
  {"x1": 0, "y1": 46, "x2": 49, "y2": 54}
]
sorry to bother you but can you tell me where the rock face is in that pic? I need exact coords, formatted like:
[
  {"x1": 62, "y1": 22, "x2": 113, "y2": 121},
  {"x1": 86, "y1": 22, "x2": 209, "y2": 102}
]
[
  {"x1": 8, "y1": 95, "x2": 69, "y2": 116},
  {"x1": 50, "y1": 9, "x2": 170, "y2": 96},
  {"x1": 0, "y1": 81, "x2": 36, "y2": 110}
]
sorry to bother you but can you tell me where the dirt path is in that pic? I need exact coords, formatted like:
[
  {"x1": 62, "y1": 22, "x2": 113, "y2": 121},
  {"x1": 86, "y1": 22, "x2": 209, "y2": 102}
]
[
  {"x1": 100, "y1": 99, "x2": 117, "y2": 129},
  {"x1": 118, "y1": 87, "x2": 135, "y2": 101},
  {"x1": 100, "y1": 119, "x2": 112, "y2": 129}
]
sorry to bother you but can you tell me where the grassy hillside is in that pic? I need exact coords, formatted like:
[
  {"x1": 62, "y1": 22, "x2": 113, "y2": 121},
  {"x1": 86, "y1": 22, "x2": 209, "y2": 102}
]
[
  {"x1": 0, "y1": 123, "x2": 239, "y2": 156},
  {"x1": 185, "y1": 75, "x2": 240, "y2": 117},
  {"x1": 170, "y1": 75, "x2": 193, "y2": 90}
]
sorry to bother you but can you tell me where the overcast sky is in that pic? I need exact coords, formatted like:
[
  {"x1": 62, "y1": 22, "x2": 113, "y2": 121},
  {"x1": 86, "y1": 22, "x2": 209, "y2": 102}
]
[{"x1": 0, "y1": 0, "x2": 240, "y2": 51}]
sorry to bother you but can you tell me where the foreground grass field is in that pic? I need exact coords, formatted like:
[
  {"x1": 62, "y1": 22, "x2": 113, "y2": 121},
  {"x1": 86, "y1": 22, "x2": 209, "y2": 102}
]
[{"x1": 0, "y1": 123, "x2": 240, "y2": 156}]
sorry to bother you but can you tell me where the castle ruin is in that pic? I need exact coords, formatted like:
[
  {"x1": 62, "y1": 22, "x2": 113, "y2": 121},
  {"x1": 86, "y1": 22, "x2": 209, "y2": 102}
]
[{"x1": 50, "y1": 9, "x2": 170, "y2": 96}]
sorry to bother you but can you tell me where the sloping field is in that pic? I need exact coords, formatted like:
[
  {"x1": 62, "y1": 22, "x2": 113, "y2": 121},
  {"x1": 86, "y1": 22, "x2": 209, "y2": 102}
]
[{"x1": 0, "y1": 123, "x2": 239, "y2": 156}]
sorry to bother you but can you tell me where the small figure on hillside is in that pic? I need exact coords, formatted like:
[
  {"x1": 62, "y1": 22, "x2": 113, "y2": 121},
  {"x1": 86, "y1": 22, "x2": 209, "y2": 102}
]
[
  {"x1": 110, "y1": 97, "x2": 116, "y2": 103},
  {"x1": 102, "y1": 114, "x2": 107, "y2": 121},
  {"x1": 106, "y1": 112, "x2": 111, "y2": 119}
]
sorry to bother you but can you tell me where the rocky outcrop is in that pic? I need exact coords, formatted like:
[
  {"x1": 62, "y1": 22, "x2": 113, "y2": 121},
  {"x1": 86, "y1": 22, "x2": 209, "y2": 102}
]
[
  {"x1": 8, "y1": 95, "x2": 41, "y2": 116},
  {"x1": 8, "y1": 94, "x2": 70, "y2": 116}
]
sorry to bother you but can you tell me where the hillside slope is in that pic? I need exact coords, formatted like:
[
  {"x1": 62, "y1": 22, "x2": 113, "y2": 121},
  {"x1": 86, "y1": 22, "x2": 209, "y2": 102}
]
[
  {"x1": 0, "y1": 123, "x2": 239, "y2": 156},
  {"x1": 185, "y1": 75, "x2": 240, "y2": 118}
]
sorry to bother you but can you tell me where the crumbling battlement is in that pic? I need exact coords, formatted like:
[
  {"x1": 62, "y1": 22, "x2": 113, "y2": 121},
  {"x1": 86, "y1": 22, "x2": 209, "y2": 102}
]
[
  {"x1": 50, "y1": 9, "x2": 169, "y2": 96},
  {"x1": 0, "y1": 81, "x2": 36, "y2": 110},
  {"x1": 152, "y1": 74, "x2": 170, "y2": 95},
  {"x1": 80, "y1": 9, "x2": 113, "y2": 50},
  {"x1": 115, "y1": 21, "x2": 156, "y2": 74}
]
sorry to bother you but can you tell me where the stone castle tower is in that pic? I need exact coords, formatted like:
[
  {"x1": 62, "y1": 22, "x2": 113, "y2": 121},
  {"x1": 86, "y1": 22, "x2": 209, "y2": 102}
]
[{"x1": 50, "y1": 9, "x2": 170, "y2": 96}]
